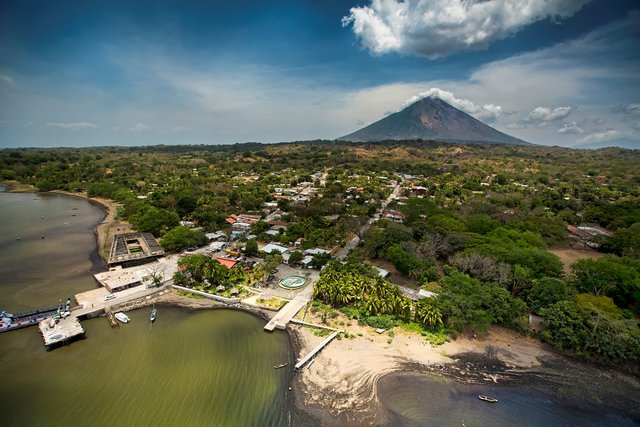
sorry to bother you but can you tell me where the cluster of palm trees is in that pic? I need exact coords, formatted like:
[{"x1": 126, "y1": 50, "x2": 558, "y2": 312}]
[{"x1": 313, "y1": 262, "x2": 442, "y2": 327}]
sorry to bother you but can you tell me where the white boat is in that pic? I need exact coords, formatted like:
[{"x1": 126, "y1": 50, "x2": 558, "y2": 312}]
[{"x1": 114, "y1": 312, "x2": 130, "y2": 323}]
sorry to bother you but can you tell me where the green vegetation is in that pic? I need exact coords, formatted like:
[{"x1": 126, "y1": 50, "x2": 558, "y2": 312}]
[
  {"x1": 542, "y1": 296, "x2": 640, "y2": 363},
  {"x1": 161, "y1": 226, "x2": 207, "y2": 252},
  {"x1": 1, "y1": 141, "x2": 639, "y2": 366},
  {"x1": 174, "y1": 254, "x2": 247, "y2": 292}
]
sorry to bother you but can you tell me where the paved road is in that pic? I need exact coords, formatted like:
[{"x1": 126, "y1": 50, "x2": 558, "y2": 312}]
[{"x1": 73, "y1": 283, "x2": 170, "y2": 318}]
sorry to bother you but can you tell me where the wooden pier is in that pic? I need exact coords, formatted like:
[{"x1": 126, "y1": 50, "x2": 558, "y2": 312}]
[
  {"x1": 295, "y1": 330, "x2": 340, "y2": 370},
  {"x1": 105, "y1": 310, "x2": 119, "y2": 328}
]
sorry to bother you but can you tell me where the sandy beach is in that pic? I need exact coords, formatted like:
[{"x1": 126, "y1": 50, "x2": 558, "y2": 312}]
[
  {"x1": 290, "y1": 309, "x2": 640, "y2": 425},
  {"x1": 291, "y1": 310, "x2": 549, "y2": 420}
]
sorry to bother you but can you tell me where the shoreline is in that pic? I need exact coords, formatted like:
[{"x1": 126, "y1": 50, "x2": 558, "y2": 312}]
[
  {"x1": 4, "y1": 185, "x2": 637, "y2": 424},
  {"x1": 288, "y1": 309, "x2": 640, "y2": 425},
  {"x1": 47, "y1": 190, "x2": 124, "y2": 261},
  {"x1": 0, "y1": 184, "x2": 123, "y2": 262}
]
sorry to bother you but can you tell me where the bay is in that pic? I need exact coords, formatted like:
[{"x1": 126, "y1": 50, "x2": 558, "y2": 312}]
[{"x1": 0, "y1": 191, "x2": 293, "y2": 427}]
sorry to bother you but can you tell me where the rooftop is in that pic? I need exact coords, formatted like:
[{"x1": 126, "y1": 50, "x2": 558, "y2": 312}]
[
  {"x1": 108, "y1": 232, "x2": 164, "y2": 266},
  {"x1": 261, "y1": 243, "x2": 289, "y2": 254},
  {"x1": 216, "y1": 257, "x2": 238, "y2": 269}
]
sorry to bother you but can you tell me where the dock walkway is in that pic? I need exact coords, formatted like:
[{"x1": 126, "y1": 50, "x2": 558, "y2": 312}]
[
  {"x1": 294, "y1": 330, "x2": 340, "y2": 370},
  {"x1": 105, "y1": 310, "x2": 119, "y2": 328},
  {"x1": 264, "y1": 294, "x2": 309, "y2": 331}
]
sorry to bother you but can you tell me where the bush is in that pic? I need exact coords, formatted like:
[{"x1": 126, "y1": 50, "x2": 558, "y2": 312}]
[
  {"x1": 340, "y1": 306, "x2": 362, "y2": 319},
  {"x1": 528, "y1": 277, "x2": 574, "y2": 315},
  {"x1": 364, "y1": 315, "x2": 395, "y2": 329}
]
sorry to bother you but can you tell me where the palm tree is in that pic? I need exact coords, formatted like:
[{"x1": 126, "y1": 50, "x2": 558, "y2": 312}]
[
  {"x1": 363, "y1": 295, "x2": 381, "y2": 314},
  {"x1": 396, "y1": 296, "x2": 412, "y2": 319},
  {"x1": 416, "y1": 299, "x2": 443, "y2": 328}
]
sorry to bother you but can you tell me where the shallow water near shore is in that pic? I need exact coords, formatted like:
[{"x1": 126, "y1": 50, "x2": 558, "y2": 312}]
[
  {"x1": 0, "y1": 191, "x2": 105, "y2": 311},
  {"x1": 378, "y1": 369, "x2": 638, "y2": 426},
  {"x1": 0, "y1": 192, "x2": 294, "y2": 426}
]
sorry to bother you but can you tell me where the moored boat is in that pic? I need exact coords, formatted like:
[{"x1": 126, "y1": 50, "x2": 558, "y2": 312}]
[
  {"x1": 274, "y1": 362, "x2": 287, "y2": 369},
  {"x1": 114, "y1": 312, "x2": 130, "y2": 323},
  {"x1": 1, "y1": 307, "x2": 61, "y2": 333},
  {"x1": 478, "y1": 395, "x2": 498, "y2": 403}
]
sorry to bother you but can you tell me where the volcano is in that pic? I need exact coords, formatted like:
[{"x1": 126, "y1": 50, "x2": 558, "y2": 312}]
[{"x1": 338, "y1": 97, "x2": 528, "y2": 145}]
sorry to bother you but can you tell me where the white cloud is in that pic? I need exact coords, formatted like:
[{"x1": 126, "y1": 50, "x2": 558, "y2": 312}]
[
  {"x1": 575, "y1": 129, "x2": 622, "y2": 145},
  {"x1": 558, "y1": 121, "x2": 583, "y2": 134},
  {"x1": 342, "y1": 0, "x2": 590, "y2": 57},
  {"x1": 522, "y1": 106, "x2": 573, "y2": 126},
  {"x1": 130, "y1": 123, "x2": 150, "y2": 131},
  {"x1": 402, "y1": 87, "x2": 503, "y2": 122},
  {"x1": 45, "y1": 122, "x2": 98, "y2": 130}
]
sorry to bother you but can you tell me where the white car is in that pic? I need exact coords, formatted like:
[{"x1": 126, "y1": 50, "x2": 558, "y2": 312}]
[{"x1": 104, "y1": 294, "x2": 116, "y2": 301}]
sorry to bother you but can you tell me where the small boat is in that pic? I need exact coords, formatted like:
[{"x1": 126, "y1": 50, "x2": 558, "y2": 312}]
[
  {"x1": 150, "y1": 306, "x2": 157, "y2": 323},
  {"x1": 274, "y1": 363, "x2": 288, "y2": 369},
  {"x1": 478, "y1": 395, "x2": 498, "y2": 403},
  {"x1": 114, "y1": 312, "x2": 130, "y2": 323}
]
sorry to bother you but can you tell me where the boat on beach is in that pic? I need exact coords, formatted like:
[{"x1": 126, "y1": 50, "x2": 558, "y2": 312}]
[
  {"x1": 478, "y1": 395, "x2": 498, "y2": 403},
  {"x1": 150, "y1": 306, "x2": 157, "y2": 323},
  {"x1": 274, "y1": 363, "x2": 287, "y2": 369},
  {"x1": 114, "y1": 312, "x2": 130, "y2": 323}
]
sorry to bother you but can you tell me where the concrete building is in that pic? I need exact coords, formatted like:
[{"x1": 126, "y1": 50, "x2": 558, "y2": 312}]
[{"x1": 107, "y1": 232, "x2": 165, "y2": 267}]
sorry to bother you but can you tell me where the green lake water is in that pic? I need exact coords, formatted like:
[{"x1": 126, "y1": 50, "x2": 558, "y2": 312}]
[{"x1": 0, "y1": 191, "x2": 294, "y2": 427}]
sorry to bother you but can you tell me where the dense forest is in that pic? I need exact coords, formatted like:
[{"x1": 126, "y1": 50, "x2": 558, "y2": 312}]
[{"x1": 2, "y1": 140, "x2": 639, "y2": 365}]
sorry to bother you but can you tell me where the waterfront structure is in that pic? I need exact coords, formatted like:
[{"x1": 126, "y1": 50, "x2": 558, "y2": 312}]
[
  {"x1": 39, "y1": 316, "x2": 85, "y2": 349},
  {"x1": 108, "y1": 232, "x2": 164, "y2": 267},
  {"x1": 95, "y1": 256, "x2": 180, "y2": 293}
]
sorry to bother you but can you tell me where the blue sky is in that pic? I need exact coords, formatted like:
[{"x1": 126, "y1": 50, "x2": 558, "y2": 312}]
[{"x1": 1, "y1": 0, "x2": 638, "y2": 148}]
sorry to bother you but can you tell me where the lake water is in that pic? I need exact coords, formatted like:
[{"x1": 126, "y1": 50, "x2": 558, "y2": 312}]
[
  {"x1": 0, "y1": 191, "x2": 294, "y2": 427},
  {"x1": 378, "y1": 372, "x2": 638, "y2": 427}
]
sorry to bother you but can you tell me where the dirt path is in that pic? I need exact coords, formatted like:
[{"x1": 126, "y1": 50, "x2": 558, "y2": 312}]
[{"x1": 548, "y1": 245, "x2": 604, "y2": 274}]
